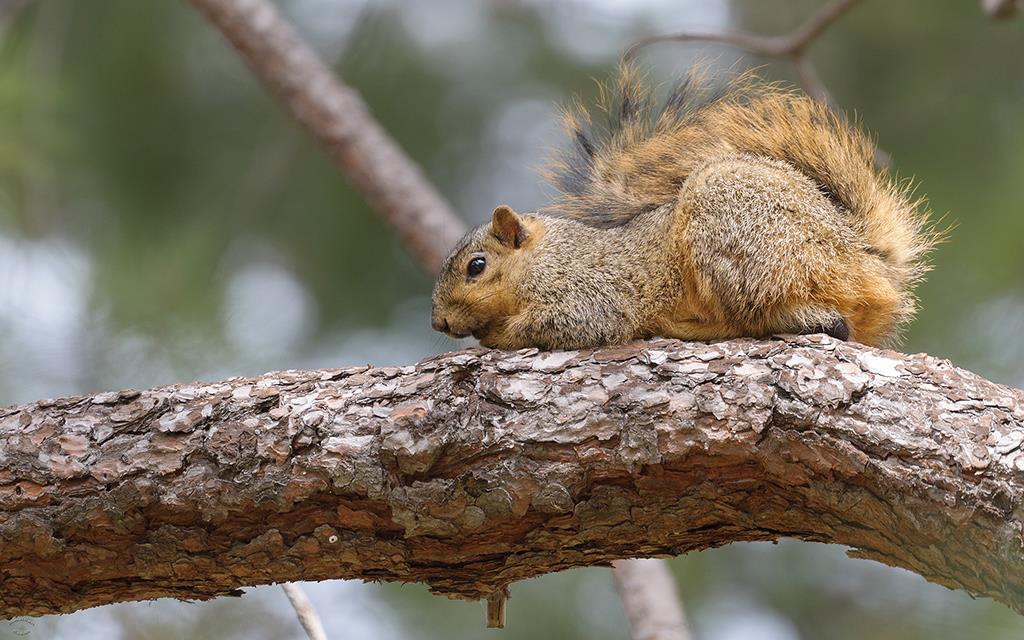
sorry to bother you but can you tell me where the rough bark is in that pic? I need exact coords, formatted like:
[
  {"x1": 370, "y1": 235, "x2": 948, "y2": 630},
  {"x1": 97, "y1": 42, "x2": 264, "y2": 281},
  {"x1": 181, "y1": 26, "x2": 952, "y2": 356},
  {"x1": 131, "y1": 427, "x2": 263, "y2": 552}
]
[{"x1": 2, "y1": 336, "x2": 1024, "y2": 619}]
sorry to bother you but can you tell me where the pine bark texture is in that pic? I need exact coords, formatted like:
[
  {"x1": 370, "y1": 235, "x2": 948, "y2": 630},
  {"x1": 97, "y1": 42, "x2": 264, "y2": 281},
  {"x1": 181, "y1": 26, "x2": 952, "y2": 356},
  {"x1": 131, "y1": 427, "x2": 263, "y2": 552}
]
[{"x1": 2, "y1": 336, "x2": 1024, "y2": 618}]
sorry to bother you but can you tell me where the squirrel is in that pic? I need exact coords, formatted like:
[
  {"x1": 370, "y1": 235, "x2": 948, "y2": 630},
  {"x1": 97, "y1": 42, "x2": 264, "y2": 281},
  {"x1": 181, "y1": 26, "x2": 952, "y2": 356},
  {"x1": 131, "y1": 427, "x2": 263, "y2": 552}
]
[{"x1": 430, "y1": 65, "x2": 937, "y2": 351}]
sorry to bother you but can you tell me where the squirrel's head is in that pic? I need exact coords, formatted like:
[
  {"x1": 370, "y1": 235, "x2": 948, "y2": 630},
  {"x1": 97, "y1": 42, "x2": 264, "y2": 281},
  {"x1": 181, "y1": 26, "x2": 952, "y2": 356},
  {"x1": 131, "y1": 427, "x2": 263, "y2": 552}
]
[{"x1": 431, "y1": 205, "x2": 539, "y2": 347}]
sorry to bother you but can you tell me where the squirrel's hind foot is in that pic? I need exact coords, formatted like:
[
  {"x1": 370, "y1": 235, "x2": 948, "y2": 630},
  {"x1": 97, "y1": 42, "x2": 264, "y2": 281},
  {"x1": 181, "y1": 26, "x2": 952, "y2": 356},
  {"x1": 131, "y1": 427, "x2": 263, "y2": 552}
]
[{"x1": 805, "y1": 317, "x2": 850, "y2": 341}]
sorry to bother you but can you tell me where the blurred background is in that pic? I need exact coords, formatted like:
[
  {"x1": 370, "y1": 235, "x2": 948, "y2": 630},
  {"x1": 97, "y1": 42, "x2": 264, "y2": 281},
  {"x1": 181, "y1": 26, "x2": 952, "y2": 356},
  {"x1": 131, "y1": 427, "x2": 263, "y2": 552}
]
[{"x1": 1, "y1": 0, "x2": 1023, "y2": 638}]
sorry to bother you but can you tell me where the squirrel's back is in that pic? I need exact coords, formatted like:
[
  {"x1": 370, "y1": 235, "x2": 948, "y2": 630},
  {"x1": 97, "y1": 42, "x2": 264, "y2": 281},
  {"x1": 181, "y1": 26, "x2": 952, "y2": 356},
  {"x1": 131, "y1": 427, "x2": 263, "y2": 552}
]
[{"x1": 545, "y1": 65, "x2": 937, "y2": 315}]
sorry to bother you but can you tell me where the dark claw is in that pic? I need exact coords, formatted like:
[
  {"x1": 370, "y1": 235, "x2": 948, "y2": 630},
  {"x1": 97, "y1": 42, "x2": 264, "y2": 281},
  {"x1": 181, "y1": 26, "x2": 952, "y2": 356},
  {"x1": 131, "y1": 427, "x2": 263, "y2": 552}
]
[{"x1": 808, "y1": 317, "x2": 850, "y2": 341}]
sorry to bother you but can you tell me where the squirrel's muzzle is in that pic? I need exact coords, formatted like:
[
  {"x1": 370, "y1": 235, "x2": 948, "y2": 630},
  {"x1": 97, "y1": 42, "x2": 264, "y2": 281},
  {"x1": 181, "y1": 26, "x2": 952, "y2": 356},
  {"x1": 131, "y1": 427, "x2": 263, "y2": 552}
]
[
  {"x1": 431, "y1": 314, "x2": 450, "y2": 334},
  {"x1": 431, "y1": 311, "x2": 473, "y2": 339}
]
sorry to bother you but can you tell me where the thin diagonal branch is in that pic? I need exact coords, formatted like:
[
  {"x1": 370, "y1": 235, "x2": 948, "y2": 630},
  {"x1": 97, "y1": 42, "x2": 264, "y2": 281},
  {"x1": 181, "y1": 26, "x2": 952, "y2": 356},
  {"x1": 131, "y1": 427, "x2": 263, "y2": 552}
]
[
  {"x1": 612, "y1": 559, "x2": 691, "y2": 640},
  {"x1": 281, "y1": 583, "x2": 328, "y2": 640},
  {"x1": 187, "y1": 0, "x2": 466, "y2": 274}
]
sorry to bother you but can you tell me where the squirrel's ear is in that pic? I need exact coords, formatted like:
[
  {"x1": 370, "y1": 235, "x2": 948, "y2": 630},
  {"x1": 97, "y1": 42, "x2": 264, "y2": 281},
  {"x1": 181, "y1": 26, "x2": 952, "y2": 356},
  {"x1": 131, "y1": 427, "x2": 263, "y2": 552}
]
[{"x1": 491, "y1": 205, "x2": 527, "y2": 248}]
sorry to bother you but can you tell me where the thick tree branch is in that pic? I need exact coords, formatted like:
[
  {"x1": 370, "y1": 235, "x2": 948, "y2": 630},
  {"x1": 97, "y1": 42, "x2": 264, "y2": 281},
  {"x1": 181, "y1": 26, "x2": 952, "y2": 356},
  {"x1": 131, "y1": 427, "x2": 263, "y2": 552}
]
[
  {"x1": 2, "y1": 336, "x2": 1024, "y2": 619},
  {"x1": 187, "y1": 0, "x2": 466, "y2": 274}
]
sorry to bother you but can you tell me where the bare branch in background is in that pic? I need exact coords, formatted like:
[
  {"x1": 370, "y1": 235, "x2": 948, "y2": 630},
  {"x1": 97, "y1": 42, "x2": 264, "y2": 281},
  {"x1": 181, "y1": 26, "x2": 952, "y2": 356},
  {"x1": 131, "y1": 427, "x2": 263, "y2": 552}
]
[
  {"x1": 612, "y1": 559, "x2": 691, "y2": 640},
  {"x1": 227, "y1": 8, "x2": 371, "y2": 227},
  {"x1": 187, "y1": 0, "x2": 466, "y2": 274},
  {"x1": 3, "y1": 336, "x2": 1024, "y2": 619},
  {"x1": 0, "y1": 0, "x2": 32, "y2": 39},
  {"x1": 790, "y1": 54, "x2": 833, "y2": 105},
  {"x1": 623, "y1": 0, "x2": 863, "y2": 106},
  {"x1": 981, "y1": 0, "x2": 1019, "y2": 19},
  {"x1": 622, "y1": 0, "x2": 897, "y2": 166},
  {"x1": 18, "y1": 1, "x2": 73, "y2": 235},
  {"x1": 281, "y1": 583, "x2": 328, "y2": 640}
]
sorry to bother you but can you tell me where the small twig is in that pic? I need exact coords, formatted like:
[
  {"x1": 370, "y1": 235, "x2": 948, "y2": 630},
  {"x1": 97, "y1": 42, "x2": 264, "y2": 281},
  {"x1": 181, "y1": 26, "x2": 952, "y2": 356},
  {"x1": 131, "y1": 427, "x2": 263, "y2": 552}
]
[
  {"x1": 783, "y1": 0, "x2": 864, "y2": 55},
  {"x1": 623, "y1": 0, "x2": 866, "y2": 110},
  {"x1": 187, "y1": 0, "x2": 466, "y2": 274},
  {"x1": 791, "y1": 54, "x2": 832, "y2": 104},
  {"x1": 624, "y1": 0, "x2": 862, "y2": 61},
  {"x1": 281, "y1": 583, "x2": 328, "y2": 640},
  {"x1": 624, "y1": 29, "x2": 788, "y2": 60},
  {"x1": 486, "y1": 587, "x2": 509, "y2": 628},
  {"x1": 612, "y1": 559, "x2": 691, "y2": 640},
  {"x1": 623, "y1": 0, "x2": 891, "y2": 166}
]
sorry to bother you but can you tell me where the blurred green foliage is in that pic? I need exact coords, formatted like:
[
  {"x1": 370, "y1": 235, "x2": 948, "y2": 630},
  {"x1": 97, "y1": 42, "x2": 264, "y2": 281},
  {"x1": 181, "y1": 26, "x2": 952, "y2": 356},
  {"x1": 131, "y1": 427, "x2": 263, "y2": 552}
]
[{"x1": 1, "y1": 1, "x2": 1023, "y2": 639}]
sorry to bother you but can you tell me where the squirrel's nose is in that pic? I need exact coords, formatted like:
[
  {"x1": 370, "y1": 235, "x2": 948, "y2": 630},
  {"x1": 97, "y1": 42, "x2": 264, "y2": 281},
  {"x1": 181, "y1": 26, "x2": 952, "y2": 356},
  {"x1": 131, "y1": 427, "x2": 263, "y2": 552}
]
[{"x1": 431, "y1": 315, "x2": 450, "y2": 334}]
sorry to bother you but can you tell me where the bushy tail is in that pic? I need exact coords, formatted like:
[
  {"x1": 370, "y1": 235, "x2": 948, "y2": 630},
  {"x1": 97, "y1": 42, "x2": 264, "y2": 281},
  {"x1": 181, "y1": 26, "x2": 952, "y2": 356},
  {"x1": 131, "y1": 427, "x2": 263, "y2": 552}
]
[{"x1": 544, "y1": 64, "x2": 939, "y2": 296}]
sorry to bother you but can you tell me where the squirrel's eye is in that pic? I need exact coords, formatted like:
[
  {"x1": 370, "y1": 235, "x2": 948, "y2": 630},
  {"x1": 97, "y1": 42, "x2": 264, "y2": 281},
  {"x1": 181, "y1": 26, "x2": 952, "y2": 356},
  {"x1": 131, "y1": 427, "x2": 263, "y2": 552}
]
[{"x1": 466, "y1": 256, "x2": 486, "y2": 278}]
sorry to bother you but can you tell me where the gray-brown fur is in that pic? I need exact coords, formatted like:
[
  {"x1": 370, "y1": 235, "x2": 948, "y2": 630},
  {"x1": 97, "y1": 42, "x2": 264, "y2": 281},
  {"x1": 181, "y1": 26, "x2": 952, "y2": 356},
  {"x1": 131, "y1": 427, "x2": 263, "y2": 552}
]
[
  {"x1": 505, "y1": 208, "x2": 679, "y2": 349},
  {"x1": 431, "y1": 66, "x2": 938, "y2": 349}
]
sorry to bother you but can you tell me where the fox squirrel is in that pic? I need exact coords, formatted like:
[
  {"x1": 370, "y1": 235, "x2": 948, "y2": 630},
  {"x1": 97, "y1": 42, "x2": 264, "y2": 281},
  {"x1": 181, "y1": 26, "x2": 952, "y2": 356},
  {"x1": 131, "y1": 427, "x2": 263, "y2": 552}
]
[{"x1": 431, "y1": 66, "x2": 937, "y2": 350}]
